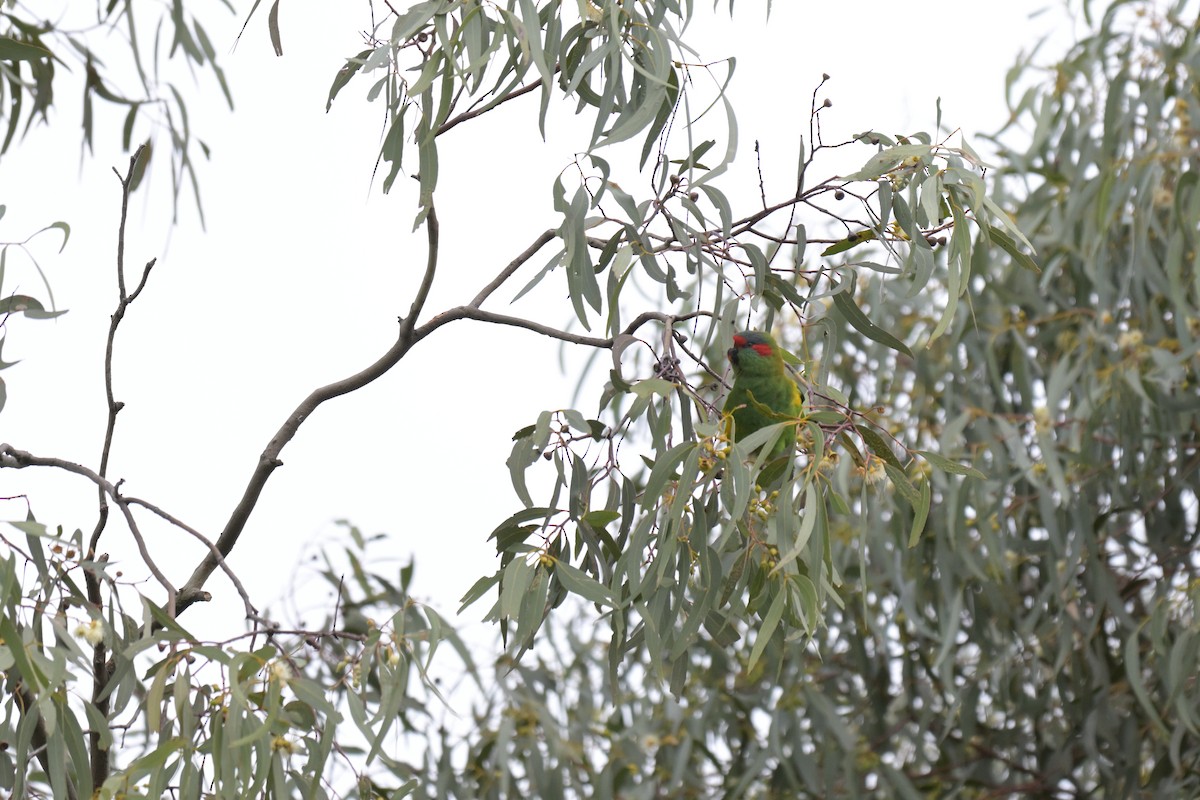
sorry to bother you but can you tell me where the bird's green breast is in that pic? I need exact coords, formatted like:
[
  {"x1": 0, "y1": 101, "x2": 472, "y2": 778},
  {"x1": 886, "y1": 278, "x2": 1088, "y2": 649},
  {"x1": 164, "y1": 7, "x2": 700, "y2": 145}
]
[{"x1": 725, "y1": 371, "x2": 802, "y2": 448}]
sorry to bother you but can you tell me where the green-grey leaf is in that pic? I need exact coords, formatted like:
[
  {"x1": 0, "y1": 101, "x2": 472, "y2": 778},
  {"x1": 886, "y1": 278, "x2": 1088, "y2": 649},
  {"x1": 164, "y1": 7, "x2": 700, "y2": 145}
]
[
  {"x1": 831, "y1": 282, "x2": 913, "y2": 357},
  {"x1": 915, "y1": 449, "x2": 986, "y2": 479}
]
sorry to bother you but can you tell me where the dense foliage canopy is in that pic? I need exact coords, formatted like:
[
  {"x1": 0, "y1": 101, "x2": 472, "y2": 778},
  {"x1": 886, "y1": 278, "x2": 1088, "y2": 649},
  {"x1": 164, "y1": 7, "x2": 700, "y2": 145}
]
[{"x1": 2, "y1": 1, "x2": 1198, "y2": 798}]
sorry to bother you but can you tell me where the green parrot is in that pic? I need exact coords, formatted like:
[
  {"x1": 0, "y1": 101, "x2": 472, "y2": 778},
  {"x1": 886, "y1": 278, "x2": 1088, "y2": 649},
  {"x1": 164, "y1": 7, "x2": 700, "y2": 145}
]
[{"x1": 723, "y1": 330, "x2": 803, "y2": 455}]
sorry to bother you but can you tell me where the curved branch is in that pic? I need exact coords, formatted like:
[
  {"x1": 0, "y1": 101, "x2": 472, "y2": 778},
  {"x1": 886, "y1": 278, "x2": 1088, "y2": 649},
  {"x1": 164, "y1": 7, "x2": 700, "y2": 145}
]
[
  {"x1": 0, "y1": 445, "x2": 177, "y2": 614},
  {"x1": 399, "y1": 206, "x2": 440, "y2": 340},
  {"x1": 93, "y1": 147, "x2": 155, "y2": 562},
  {"x1": 124, "y1": 496, "x2": 258, "y2": 621},
  {"x1": 90, "y1": 147, "x2": 155, "y2": 788},
  {"x1": 418, "y1": 306, "x2": 611, "y2": 347},
  {"x1": 171, "y1": 197, "x2": 706, "y2": 620},
  {"x1": 470, "y1": 229, "x2": 557, "y2": 308},
  {"x1": 436, "y1": 68, "x2": 560, "y2": 138},
  {"x1": 415, "y1": 307, "x2": 712, "y2": 350},
  {"x1": 174, "y1": 207, "x2": 442, "y2": 616}
]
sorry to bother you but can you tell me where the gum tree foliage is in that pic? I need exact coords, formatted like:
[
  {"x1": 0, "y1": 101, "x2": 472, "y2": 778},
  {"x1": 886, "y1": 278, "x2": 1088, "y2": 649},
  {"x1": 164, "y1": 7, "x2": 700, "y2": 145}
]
[
  {"x1": 0, "y1": 0, "x2": 232, "y2": 217},
  {"x1": 0, "y1": 208, "x2": 68, "y2": 414},
  {"x1": 0, "y1": 0, "x2": 1033, "y2": 797},
  {"x1": 380, "y1": 1, "x2": 1200, "y2": 797},
  {"x1": 0, "y1": 0, "x2": 233, "y2": 412}
]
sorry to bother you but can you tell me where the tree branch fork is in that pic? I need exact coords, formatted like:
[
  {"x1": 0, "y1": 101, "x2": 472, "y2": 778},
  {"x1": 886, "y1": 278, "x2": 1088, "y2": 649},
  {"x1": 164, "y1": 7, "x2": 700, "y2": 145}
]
[
  {"x1": 0, "y1": 139, "x2": 752, "y2": 791},
  {"x1": 1, "y1": 188, "x2": 750, "y2": 624}
]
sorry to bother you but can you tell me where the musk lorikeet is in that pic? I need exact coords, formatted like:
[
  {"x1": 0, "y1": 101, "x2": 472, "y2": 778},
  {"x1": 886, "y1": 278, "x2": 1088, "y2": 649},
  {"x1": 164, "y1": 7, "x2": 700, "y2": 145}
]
[{"x1": 724, "y1": 330, "x2": 803, "y2": 455}]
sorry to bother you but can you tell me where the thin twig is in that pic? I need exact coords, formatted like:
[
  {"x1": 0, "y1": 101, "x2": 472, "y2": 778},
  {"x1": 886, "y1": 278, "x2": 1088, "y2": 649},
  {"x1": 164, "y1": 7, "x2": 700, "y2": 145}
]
[
  {"x1": 93, "y1": 147, "x2": 154, "y2": 563},
  {"x1": 419, "y1": 306, "x2": 612, "y2": 347},
  {"x1": 124, "y1": 496, "x2": 258, "y2": 621},
  {"x1": 436, "y1": 70, "x2": 559, "y2": 138},
  {"x1": 414, "y1": 307, "x2": 713, "y2": 351},
  {"x1": 217, "y1": 625, "x2": 367, "y2": 648},
  {"x1": 89, "y1": 144, "x2": 153, "y2": 790},
  {"x1": 333, "y1": 575, "x2": 346, "y2": 633},
  {"x1": 127, "y1": 258, "x2": 156, "y2": 303},
  {"x1": 754, "y1": 139, "x2": 767, "y2": 209},
  {"x1": 671, "y1": 328, "x2": 727, "y2": 387},
  {"x1": 110, "y1": 149, "x2": 138, "y2": 301},
  {"x1": 0, "y1": 446, "x2": 177, "y2": 614},
  {"x1": 398, "y1": 205, "x2": 440, "y2": 341},
  {"x1": 469, "y1": 229, "x2": 557, "y2": 308}
]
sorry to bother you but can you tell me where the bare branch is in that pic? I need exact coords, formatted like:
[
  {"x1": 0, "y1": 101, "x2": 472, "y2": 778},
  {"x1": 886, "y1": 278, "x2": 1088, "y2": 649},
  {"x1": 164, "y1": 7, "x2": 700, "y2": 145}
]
[
  {"x1": 418, "y1": 306, "x2": 612, "y2": 347},
  {"x1": 94, "y1": 146, "x2": 156, "y2": 563},
  {"x1": 111, "y1": 147, "x2": 140, "y2": 302},
  {"x1": 672, "y1": 328, "x2": 727, "y2": 387},
  {"x1": 755, "y1": 139, "x2": 767, "y2": 209},
  {"x1": 398, "y1": 205, "x2": 439, "y2": 341},
  {"x1": 470, "y1": 229, "x2": 557, "y2": 308},
  {"x1": 728, "y1": 190, "x2": 820, "y2": 239},
  {"x1": 127, "y1": 258, "x2": 156, "y2": 303},
  {"x1": 436, "y1": 69, "x2": 559, "y2": 138},
  {"x1": 229, "y1": 628, "x2": 370, "y2": 651},
  {"x1": 90, "y1": 145, "x2": 153, "y2": 790},
  {"x1": 168, "y1": 185, "x2": 706, "y2": 621},
  {"x1": 125, "y1": 496, "x2": 259, "y2": 622},
  {"x1": 175, "y1": 204, "x2": 443, "y2": 616},
  {"x1": 0, "y1": 445, "x2": 177, "y2": 615},
  {"x1": 415, "y1": 307, "x2": 712, "y2": 350}
]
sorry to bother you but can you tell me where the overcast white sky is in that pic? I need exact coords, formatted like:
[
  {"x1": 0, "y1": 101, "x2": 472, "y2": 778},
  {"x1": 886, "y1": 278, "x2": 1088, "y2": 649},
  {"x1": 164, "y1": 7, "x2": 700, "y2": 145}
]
[{"x1": 1, "y1": 1, "x2": 1069, "y2": 642}]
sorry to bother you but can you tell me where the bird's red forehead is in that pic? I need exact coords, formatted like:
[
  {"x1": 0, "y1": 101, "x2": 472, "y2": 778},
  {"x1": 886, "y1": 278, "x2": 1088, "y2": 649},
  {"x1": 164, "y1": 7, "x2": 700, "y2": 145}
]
[{"x1": 732, "y1": 335, "x2": 773, "y2": 357}]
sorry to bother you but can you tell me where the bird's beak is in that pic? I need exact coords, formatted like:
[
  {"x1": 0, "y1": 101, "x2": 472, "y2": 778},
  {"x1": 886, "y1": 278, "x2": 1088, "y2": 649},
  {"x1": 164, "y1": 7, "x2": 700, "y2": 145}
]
[{"x1": 727, "y1": 345, "x2": 738, "y2": 367}]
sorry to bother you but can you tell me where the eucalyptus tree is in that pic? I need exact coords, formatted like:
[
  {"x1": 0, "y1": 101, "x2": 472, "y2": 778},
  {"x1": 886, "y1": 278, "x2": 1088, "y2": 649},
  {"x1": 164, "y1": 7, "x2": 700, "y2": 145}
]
[
  {"x1": 388, "y1": 2, "x2": 1200, "y2": 797},
  {"x1": 0, "y1": 1, "x2": 1033, "y2": 796}
]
